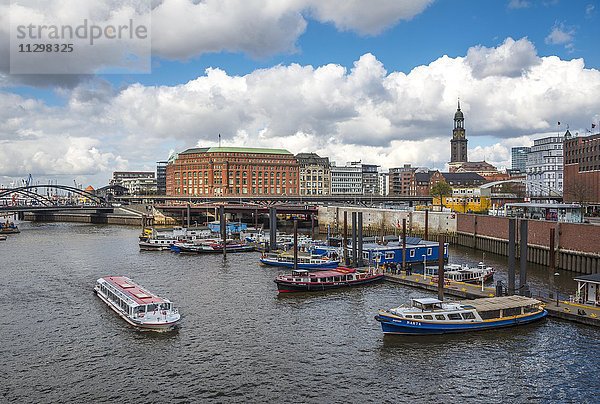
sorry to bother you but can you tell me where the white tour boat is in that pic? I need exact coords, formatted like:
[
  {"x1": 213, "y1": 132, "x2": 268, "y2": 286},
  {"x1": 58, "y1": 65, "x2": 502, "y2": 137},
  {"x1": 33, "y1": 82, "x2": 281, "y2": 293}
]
[
  {"x1": 426, "y1": 262, "x2": 495, "y2": 284},
  {"x1": 94, "y1": 276, "x2": 180, "y2": 331}
]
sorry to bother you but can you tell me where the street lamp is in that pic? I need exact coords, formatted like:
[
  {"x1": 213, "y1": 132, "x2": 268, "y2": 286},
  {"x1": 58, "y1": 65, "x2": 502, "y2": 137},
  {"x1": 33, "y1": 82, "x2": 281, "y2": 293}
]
[{"x1": 554, "y1": 272, "x2": 560, "y2": 306}]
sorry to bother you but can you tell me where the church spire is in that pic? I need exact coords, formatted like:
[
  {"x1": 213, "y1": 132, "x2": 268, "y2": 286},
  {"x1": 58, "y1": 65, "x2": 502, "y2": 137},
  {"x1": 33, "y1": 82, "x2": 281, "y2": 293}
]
[{"x1": 451, "y1": 100, "x2": 467, "y2": 163}]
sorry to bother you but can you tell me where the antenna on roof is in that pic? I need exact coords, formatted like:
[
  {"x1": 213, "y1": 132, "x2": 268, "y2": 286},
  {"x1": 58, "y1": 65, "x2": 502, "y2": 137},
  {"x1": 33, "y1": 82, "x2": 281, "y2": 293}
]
[{"x1": 218, "y1": 133, "x2": 221, "y2": 148}]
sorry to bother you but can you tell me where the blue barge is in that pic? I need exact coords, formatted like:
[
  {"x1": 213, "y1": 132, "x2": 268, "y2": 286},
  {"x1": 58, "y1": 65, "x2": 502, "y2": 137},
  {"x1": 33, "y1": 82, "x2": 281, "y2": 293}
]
[{"x1": 312, "y1": 237, "x2": 448, "y2": 268}]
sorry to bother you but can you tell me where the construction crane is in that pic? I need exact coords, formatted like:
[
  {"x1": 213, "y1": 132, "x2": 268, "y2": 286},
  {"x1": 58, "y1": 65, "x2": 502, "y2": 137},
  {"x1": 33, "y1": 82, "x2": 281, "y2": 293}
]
[{"x1": 22, "y1": 173, "x2": 33, "y2": 187}]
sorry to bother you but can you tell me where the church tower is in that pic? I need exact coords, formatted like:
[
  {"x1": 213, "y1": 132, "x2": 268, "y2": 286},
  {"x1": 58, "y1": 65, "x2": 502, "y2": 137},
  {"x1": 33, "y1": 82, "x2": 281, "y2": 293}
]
[{"x1": 450, "y1": 100, "x2": 468, "y2": 163}]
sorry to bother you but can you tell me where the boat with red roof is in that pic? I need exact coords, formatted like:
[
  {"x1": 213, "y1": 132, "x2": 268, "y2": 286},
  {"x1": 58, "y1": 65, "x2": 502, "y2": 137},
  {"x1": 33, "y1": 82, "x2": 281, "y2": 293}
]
[
  {"x1": 275, "y1": 267, "x2": 384, "y2": 293},
  {"x1": 94, "y1": 276, "x2": 180, "y2": 331}
]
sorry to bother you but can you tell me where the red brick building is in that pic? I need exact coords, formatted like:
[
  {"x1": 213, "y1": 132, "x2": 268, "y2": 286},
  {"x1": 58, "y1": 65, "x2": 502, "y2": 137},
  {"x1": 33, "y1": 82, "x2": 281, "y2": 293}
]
[
  {"x1": 563, "y1": 133, "x2": 600, "y2": 204},
  {"x1": 389, "y1": 164, "x2": 416, "y2": 196},
  {"x1": 166, "y1": 147, "x2": 299, "y2": 197}
]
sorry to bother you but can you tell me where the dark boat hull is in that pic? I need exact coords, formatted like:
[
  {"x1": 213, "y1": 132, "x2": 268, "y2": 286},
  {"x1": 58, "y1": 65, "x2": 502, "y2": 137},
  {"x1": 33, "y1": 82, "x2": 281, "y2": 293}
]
[
  {"x1": 275, "y1": 274, "x2": 385, "y2": 293},
  {"x1": 175, "y1": 245, "x2": 255, "y2": 254}
]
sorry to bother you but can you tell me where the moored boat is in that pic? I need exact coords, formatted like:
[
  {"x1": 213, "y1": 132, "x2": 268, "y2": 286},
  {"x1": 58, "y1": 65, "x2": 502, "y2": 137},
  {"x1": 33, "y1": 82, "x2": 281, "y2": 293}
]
[
  {"x1": 275, "y1": 267, "x2": 384, "y2": 293},
  {"x1": 0, "y1": 221, "x2": 20, "y2": 234},
  {"x1": 375, "y1": 296, "x2": 547, "y2": 335},
  {"x1": 426, "y1": 262, "x2": 495, "y2": 284},
  {"x1": 171, "y1": 240, "x2": 254, "y2": 253},
  {"x1": 139, "y1": 226, "x2": 213, "y2": 251},
  {"x1": 94, "y1": 276, "x2": 180, "y2": 331},
  {"x1": 0, "y1": 234, "x2": 7, "y2": 241},
  {"x1": 260, "y1": 252, "x2": 339, "y2": 269}
]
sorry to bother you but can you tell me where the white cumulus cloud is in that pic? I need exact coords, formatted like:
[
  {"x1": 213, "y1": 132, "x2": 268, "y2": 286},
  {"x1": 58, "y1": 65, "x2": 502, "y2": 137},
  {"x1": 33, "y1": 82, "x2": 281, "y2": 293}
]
[
  {"x1": 545, "y1": 22, "x2": 576, "y2": 50},
  {"x1": 2, "y1": 37, "x2": 600, "y2": 186},
  {"x1": 465, "y1": 37, "x2": 540, "y2": 79}
]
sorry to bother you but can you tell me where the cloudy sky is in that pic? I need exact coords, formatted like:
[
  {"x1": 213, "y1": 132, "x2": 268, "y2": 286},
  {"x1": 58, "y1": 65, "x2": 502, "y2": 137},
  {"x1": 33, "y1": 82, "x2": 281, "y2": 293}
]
[{"x1": 1, "y1": 0, "x2": 600, "y2": 188}]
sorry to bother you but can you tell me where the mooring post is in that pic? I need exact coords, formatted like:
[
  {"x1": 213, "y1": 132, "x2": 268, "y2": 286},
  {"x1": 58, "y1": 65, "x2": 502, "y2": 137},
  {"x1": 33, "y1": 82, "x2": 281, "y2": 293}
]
[
  {"x1": 219, "y1": 205, "x2": 226, "y2": 257},
  {"x1": 549, "y1": 227, "x2": 556, "y2": 272},
  {"x1": 343, "y1": 211, "x2": 349, "y2": 266},
  {"x1": 351, "y1": 211, "x2": 357, "y2": 267},
  {"x1": 293, "y1": 218, "x2": 298, "y2": 272},
  {"x1": 438, "y1": 234, "x2": 445, "y2": 301},
  {"x1": 508, "y1": 218, "x2": 516, "y2": 296},
  {"x1": 519, "y1": 219, "x2": 528, "y2": 296},
  {"x1": 311, "y1": 213, "x2": 315, "y2": 239},
  {"x1": 186, "y1": 202, "x2": 191, "y2": 228},
  {"x1": 269, "y1": 207, "x2": 277, "y2": 252},
  {"x1": 357, "y1": 212, "x2": 363, "y2": 267},
  {"x1": 254, "y1": 208, "x2": 258, "y2": 230},
  {"x1": 402, "y1": 218, "x2": 407, "y2": 271},
  {"x1": 424, "y1": 209, "x2": 429, "y2": 240}
]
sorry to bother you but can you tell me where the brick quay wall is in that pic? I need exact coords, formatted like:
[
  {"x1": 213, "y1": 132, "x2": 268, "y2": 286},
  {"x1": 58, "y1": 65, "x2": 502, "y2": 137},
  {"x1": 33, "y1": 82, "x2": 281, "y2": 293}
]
[
  {"x1": 318, "y1": 207, "x2": 599, "y2": 274},
  {"x1": 456, "y1": 214, "x2": 599, "y2": 274}
]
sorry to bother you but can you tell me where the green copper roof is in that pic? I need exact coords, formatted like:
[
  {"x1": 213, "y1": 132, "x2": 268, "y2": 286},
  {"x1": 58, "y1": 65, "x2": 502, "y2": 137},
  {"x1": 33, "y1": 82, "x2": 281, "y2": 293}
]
[
  {"x1": 181, "y1": 146, "x2": 292, "y2": 155},
  {"x1": 180, "y1": 147, "x2": 210, "y2": 155}
]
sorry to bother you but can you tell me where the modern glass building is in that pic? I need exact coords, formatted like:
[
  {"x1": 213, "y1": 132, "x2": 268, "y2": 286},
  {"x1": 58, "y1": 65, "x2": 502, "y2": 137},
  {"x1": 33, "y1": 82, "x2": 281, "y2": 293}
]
[{"x1": 511, "y1": 147, "x2": 531, "y2": 173}]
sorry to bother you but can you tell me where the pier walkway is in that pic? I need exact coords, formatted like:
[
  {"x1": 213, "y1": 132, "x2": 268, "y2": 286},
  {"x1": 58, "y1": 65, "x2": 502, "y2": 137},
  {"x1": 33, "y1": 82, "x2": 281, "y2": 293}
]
[
  {"x1": 384, "y1": 273, "x2": 494, "y2": 299},
  {"x1": 539, "y1": 298, "x2": 600, "y2": 327},
  {"x1": 384, "y1": 272, "x2": 600, "y2": 327}
]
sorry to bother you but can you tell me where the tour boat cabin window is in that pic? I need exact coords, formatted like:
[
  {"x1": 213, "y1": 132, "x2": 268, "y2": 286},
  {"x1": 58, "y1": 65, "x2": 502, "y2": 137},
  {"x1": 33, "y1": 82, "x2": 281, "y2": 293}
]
[
  {"x1": 524, "y1": 305, "x2": 538, "y2": 313},
  {"x1": 385, "y1": 252, "x2": 394, "y2": 260},
  {"x1": 413, "y1": 315, "x2": 422, "y2": 319},
  {"x1": 504, "y1": 307, "x2": 522, "y2": 317},
  {"x1": 427, "y1": 248, "x2": 432, "y2": 256},
  {"x1": 423, "y1": 315, "x2": 433, "y2": 320},
  {"x1": 435, "y1": 314, "x2": 446, "y2": 320},
  {"x1": 479, "y1": 310, "x2": 500, "y2": 320},
  {"x1": 447, "y1": 313, "x2": 462, "y2": 320},
  {"x1": 404, "y1": 315, "x2": 412, "y2": 318},
  {"x1": 409, "y1": 250, "x2": 415, "y2": 258},
  {"x1": 461, "y1": 312, "x2": 476, "y2": 320}
]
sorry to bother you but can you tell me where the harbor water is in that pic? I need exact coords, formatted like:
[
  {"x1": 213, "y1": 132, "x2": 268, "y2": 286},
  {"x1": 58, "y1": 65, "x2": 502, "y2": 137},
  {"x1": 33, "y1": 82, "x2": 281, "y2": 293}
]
[{"x1": 1, "y1": 222, "x2": 599, "y2": 403}]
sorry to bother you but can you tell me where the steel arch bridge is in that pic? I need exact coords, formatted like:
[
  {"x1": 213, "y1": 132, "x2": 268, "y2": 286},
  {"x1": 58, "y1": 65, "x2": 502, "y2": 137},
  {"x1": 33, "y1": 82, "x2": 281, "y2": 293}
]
[{"x1": 0, "y1": 185, "x2": 108, "y2": 206}]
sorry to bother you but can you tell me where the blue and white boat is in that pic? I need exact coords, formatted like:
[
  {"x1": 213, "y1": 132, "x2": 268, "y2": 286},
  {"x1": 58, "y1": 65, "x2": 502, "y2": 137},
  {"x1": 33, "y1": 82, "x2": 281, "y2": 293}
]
[
  {"x1": 0, "y1": 221, "x2": 20, "y2": 234},
  {"x1": 375, "y1": 296, "x2": 547, "y2": 335},
  {"x1": 312, "y1": 236, "x2": 448, "y2": 268},
  {"x1": 260, "y1": 252, "x2": 339, "y2": 269}
]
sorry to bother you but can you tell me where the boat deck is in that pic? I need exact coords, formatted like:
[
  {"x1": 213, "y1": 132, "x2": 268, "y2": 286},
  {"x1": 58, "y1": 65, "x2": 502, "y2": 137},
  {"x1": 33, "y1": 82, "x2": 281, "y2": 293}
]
[{"x1": 458, "y1": 295, "x2": 542, "y2": 311}]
